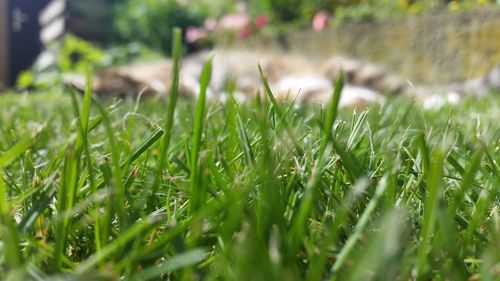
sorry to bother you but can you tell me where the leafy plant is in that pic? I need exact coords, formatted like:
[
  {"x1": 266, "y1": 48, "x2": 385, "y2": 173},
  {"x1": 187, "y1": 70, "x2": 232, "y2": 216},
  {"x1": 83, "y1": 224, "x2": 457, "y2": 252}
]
[
  {"x1": 16, "y1": 35, "x2": 160, "y2": 90},
  {"x1": 114, "y1": 0, "x2": 206, "y2": 54}
]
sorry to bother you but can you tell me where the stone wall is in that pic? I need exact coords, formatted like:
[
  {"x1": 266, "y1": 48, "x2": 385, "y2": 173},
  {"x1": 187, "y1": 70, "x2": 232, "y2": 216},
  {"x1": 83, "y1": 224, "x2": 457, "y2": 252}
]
[{"x1": 229, "y1": 9, "x2": 500, "y2": 84}]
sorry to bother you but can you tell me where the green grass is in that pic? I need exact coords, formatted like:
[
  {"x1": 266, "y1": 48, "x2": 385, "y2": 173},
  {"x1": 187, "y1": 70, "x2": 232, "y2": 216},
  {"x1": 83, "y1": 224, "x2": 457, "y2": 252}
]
[{"x1": 0, "y1": 71, "x2": 499, "y2": 280}]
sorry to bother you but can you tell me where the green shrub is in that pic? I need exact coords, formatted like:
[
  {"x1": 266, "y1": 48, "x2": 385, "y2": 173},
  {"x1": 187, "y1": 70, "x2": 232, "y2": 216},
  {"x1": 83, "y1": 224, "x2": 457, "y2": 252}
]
[
  {"x1": 258, "y1": 0, "x2": 307, "y2": 22},
  {"x1": 252, "y1": 0, "x2": 498, "y2": 26},
  {"x1": 16, "y1": 35, "x2": 160, "y2": 90},
  {"x1": 114, "y1": 0, "x2": 206, "y2": 54}
]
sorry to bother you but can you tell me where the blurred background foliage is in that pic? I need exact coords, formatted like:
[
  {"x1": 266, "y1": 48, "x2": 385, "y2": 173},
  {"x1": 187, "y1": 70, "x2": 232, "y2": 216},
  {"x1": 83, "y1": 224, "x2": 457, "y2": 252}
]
[
  {"x1": 112, "y1": 0, "x2": 498, "y2": 54},
  {"x1": 114, "y1": 0, "x2": 206, "y2": 54},
  {"x1": 15, "y1": 0, "x2": 499, "y2": 89},
  {"x1": 17, "y1": 35, "x2": 160, "y2": 90}
]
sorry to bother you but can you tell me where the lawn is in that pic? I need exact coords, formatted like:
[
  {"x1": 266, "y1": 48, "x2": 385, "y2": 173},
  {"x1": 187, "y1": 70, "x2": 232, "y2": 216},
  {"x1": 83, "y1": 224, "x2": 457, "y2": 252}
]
[{"x1": 0, "y1": 72, "x2": 499, "y2": 279}]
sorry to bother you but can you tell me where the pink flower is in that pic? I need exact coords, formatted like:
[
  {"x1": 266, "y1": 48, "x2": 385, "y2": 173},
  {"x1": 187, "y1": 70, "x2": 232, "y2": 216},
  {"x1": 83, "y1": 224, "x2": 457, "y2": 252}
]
[
  {"x1": 312, "y1": 10, "x2": 330, "y2": 32},
  {"x1": 204, "y1": 18, "x2": 217, "y2": 31},
  {"x1": 219, "y1": 12, "x2": 250, "y2": 30},
  {"x1": 185, "y1": 26, "x2": 208, "y2": 43},
  {"x1": 254, "y1": 15, "x2": 268, "y2": 28},
  {"x1": 238, "y1": 27, "x2": 252, "y2": 38}
]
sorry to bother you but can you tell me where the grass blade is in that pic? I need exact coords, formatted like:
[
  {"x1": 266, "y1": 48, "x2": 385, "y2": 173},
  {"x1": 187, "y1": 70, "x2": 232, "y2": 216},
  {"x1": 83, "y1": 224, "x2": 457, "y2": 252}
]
[
  {"x1": 0, "y1": 170, "x2": 23, "y2": 269},
  {"x1": 151, "y1": 27, "x2": 183, "y2": 206},
  {"x1": 331, "y1": 175, "x2": 389, "y2": 273},
  {"x1": 258, "y1": 63, "x2": 304, "y2": 156},
  {"x1": 319, "y1": 71, "x2": 344, "y2": 157},
  {"x1": 416, "y1": 149, "x2": 445, "y2": 278},
  {"x1": 125, "y1": 127, "x2": 164, "y2": 167},
  {"x1": 75, "y1": 216, "x2": 161, "y2": 274},
  {"x1": 130, "y1": 248, "x2": 206, "y2": 281},
  {"x1": 237, "y1": 114, "x2": 255, "y2": 166},
  {"x1": 0, "y1": 126, "x2": 44, "y2": 169},
  {"x1": 190, "y1": 58, "x2": 212, "y2": 211}
]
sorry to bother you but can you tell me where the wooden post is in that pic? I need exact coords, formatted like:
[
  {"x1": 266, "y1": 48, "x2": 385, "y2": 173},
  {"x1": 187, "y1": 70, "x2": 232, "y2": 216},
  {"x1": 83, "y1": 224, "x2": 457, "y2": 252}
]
[
  {"x1": 3, "y1": 0, "x2": 59, "y2": 86},
  {"x1": 0, "y1": 0, "x2": 8, "y2": 88}
]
